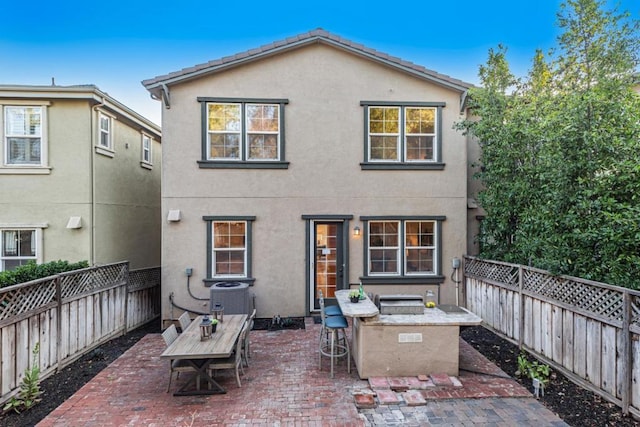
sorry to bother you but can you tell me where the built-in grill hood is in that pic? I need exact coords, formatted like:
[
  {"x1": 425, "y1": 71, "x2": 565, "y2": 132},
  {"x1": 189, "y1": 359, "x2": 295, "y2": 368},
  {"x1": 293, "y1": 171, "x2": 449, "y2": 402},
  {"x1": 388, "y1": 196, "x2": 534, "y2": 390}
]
[{"x1": 378, "y1": 294, "x2": 424, "y2": 315}]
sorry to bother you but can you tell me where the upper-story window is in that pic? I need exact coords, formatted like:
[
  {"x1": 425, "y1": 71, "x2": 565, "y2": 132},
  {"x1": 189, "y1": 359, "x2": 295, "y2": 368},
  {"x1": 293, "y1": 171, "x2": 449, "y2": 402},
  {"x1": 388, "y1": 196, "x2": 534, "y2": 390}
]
[
  {"x1": 4, "y1": 106, "x2": 44, "y2": 166},
  {"x1": 360, "y1": 101, "x2": 445, "y2": 170},
  {"x1": 197, "y1": 97, "x2": 289, "y2": 169},
  {"x1": 141, "y1": 133, "x2": 152, "y2": 165},
  {"x1": 99, "y1": 113, "x2": 112, "y2": 149}
]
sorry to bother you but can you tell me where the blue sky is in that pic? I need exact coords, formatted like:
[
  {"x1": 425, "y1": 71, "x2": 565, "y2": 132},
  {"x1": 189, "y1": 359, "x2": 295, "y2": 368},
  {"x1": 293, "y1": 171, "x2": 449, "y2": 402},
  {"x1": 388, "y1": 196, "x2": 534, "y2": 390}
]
[{"x1": 1, "y1": 0, "x2": 637, "y2": 125}]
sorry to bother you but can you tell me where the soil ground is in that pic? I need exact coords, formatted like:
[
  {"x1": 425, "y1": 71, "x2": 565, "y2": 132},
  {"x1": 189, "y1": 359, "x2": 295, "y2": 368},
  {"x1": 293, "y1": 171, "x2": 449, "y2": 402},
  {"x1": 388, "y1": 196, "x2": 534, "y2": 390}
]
[
  {"x1": 460, "y1": 326, "x2": 639, "y2": 427},
  {"x1": 1, "y1": 321, "x2": 638, "y2": 426}
]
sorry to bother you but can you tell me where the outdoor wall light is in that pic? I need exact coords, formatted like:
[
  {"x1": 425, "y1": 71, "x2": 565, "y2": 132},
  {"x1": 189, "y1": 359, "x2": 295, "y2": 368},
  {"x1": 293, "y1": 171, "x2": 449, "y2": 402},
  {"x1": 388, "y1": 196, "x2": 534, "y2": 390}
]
[{"x1": 353, "y1": 226, "x2": 361, "y2": 236}]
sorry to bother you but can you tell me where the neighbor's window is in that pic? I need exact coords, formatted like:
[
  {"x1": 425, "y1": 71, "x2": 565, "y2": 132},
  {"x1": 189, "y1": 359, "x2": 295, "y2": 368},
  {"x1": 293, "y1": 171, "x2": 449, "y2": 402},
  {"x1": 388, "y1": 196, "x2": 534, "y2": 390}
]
[
  {"x1": 198, "y1": 98, "x2": 289, "y2": 168},
  {"x1": 141, "y1": 133, "x2": 152, "y2": 164},
  {"x1": 99, "y1": 113, "x2": 112, "y2": 149},
  {"x1": 4, "y1": 106, "x2": 43, "y2": 165},
  {"x1": 1, "y1": 229, "x2": 36, "y2": 271},
  {"x1": 203, "y1": 216, "x2": 255, "y2": 282},
  {"x1": 361, "y1": 102, "x2": 444, "y2": 168},
  {"x1": 366, "y1": 219, "x2": 440, "y2": 276}
]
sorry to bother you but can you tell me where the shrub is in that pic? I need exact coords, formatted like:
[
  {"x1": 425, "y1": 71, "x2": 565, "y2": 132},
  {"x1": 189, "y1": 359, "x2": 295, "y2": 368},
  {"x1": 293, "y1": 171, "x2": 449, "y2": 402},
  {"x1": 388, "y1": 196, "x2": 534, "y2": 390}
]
[{"x1": 0, "y1": 260, "x2": 89, "y2": 288}]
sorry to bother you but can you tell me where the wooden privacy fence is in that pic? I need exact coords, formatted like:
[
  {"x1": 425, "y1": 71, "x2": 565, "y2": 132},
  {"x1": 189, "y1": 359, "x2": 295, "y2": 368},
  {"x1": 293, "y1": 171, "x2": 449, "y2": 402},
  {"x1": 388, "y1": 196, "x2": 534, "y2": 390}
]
[
  {"x1": 464, "y1": 256, "x2": 640, "y2": 417},
  {"x1": 0, "y1": 262, "x2": 160, "y2": 405}
]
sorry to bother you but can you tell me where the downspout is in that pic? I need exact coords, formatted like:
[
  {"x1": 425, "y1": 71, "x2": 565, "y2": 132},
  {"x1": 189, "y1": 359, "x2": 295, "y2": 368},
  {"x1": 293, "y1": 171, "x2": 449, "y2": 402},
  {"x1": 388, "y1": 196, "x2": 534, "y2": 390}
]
[{"x1": 90, "y1": 96, "x2": 106, "y2": 265}]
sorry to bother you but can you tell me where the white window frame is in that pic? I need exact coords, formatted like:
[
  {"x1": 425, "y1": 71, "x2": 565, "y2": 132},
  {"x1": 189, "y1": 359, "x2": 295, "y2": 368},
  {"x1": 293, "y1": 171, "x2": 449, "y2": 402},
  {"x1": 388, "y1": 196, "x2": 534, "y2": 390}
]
[
  {"x1": 245, "y1": 103, "x2": 281, "y2": 160},
  {"x1": 141, "y1": 133, "x2": 152, "y2": 166},
  {"x1": 207, "y1": 103, "x2": 242, "y2": 160},
  {"x1": 0, "y1": 226, "x2": 45, "y2": 272},
  {"x1": 368, "y1": 106, "x2": 401, "y2": 162},
  {"x1": 212, "y1": 220, "x2": 247, "y2": 278},
  {"x1": 98, "y1": 113, "x2": 112, "y2": 150},
  {"x1": 404, "y1": 107, "x2": 437, "y2": 163},
  {"x1": 404, "y1": 220, "x2": 437, "y2": 275},
  {"x1": 1, "y1": 103, "x2": 49, "y2": 171}
]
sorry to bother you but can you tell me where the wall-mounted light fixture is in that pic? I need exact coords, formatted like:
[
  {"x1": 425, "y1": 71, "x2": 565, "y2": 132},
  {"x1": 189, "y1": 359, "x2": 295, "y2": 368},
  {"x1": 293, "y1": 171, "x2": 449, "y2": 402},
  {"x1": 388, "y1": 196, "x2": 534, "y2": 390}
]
[
  {"x1": 167, "y1": 210, "x2": 181, "y2": 222},
  {"x1": 353, "y1": 226, "x2": 361, "y2": 236}
]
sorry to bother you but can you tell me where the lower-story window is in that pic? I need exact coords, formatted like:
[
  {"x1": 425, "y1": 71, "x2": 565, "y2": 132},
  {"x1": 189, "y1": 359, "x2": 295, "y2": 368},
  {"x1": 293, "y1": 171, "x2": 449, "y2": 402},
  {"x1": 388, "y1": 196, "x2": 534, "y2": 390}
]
[
  {"x1": 203, "y1": 216, "x2": 256, "y2": 285},
  {"x1": 363, "y1": 216, "x2": 444, "y2": 278},
  {"x1": 1, "y1": 228, "x2": 37, "y2": 271}
]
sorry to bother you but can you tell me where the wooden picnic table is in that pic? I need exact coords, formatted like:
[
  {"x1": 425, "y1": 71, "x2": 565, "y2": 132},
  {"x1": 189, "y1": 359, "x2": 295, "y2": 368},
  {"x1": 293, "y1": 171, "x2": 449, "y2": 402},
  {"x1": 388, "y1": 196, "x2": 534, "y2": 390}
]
[{"x1": 161, "y1": 314, "x2": 247, "y2": 395}]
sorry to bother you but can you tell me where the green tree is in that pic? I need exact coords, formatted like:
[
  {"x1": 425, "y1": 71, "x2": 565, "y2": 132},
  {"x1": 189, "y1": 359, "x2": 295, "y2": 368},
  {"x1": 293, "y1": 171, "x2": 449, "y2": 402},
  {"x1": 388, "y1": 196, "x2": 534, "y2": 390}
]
[{"x1": 458, "y1": 0, "x2": 640, "y2": 288}]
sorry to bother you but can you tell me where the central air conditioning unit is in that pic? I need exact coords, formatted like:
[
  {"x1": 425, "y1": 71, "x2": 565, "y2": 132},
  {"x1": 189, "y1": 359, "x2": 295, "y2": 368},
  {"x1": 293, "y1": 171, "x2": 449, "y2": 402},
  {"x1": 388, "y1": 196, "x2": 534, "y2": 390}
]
[{"x1": 209, "y1": 282, "x2": 252, "y2": 314}]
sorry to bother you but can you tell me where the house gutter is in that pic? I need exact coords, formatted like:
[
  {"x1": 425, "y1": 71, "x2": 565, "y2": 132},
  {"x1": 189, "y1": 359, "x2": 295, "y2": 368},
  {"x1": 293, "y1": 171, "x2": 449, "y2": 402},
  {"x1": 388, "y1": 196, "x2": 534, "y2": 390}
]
[{"x1": 90, "y1": 96, "x2": 106, "y2": 265}]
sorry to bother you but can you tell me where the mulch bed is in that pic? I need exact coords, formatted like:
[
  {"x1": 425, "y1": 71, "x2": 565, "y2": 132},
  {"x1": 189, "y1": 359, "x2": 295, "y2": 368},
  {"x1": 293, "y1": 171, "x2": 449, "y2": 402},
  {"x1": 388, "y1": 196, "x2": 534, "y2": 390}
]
[
  {"x1": 460, "y1": 326, "x2": 639, "y2": 427},
  {"x1": 1, "y1": 320, "x2": 638, "y2": 426}
]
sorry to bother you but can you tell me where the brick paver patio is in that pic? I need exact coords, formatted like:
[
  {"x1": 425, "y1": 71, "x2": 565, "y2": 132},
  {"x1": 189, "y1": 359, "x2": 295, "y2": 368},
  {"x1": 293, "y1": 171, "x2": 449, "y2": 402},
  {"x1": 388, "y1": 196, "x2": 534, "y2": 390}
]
[{"x1": 38, "y1": 318, "x2": 567, "y2": 426}]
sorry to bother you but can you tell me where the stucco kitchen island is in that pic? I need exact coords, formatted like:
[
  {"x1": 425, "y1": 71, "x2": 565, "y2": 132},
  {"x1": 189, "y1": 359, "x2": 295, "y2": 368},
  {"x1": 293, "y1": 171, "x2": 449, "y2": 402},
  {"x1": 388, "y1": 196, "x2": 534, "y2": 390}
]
[{"x1": 335, "y1": 290, "x2": 482, "y2": 379}]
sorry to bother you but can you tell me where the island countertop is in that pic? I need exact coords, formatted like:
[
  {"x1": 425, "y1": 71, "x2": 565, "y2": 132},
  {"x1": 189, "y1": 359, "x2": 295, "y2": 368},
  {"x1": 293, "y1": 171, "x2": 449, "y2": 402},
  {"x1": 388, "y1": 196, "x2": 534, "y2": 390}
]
[{"x1": 335, "y1": 289, "x2": 379, "y2": 318}]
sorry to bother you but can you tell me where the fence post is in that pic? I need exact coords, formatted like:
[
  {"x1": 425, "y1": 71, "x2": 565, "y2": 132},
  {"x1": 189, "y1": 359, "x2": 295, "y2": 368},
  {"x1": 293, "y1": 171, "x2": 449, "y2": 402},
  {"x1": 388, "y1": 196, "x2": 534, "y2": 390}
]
[
  {"x1": 55, "y1": 274, "x2": 62, "y2": 371},
  {"x1": 621, "y1": 290, "x2": 631, "y2": 415},
  {"x1": 518, "y1": 265, "x2": 524, "y2": 349},
  {"x1": 123, "y1": 262, "x2": 130, "y2": 335}
]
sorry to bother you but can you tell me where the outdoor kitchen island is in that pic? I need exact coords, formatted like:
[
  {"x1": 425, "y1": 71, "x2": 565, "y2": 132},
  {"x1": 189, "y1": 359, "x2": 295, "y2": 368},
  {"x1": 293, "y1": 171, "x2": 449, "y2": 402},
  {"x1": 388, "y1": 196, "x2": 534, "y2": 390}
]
[{"x1": 334, "y1": 289, "x2": 482, "y2": 379}]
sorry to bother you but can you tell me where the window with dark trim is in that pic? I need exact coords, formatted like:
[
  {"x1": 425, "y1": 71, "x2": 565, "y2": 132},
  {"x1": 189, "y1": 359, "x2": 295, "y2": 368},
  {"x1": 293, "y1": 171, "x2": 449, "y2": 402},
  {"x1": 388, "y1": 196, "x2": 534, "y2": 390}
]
[
  {"x1": 361, "y1": 216, "x2": 445, "y2": 284},
  {"x1": 203, "y1": 216, "x2": 256, "y2": 286},
  {"x1": 197, "y1": 97, "x2": 289, "y2": 169},
  {"x1": 360, "y1": 101, "x2": 445, "y2": 170}
]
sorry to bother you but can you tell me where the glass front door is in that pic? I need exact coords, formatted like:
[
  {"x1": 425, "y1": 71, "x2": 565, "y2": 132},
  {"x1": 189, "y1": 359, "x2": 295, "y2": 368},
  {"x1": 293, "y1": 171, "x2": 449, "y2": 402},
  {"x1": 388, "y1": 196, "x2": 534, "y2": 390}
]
[{"x1": 312, "y1": 222, "x2": 344, "y2": 310}]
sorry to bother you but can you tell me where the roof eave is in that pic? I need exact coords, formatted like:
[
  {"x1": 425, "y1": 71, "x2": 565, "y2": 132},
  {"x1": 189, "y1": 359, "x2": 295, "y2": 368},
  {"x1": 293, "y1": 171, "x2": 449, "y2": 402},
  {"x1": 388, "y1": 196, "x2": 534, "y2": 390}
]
[
  {"x1": 0, "y1": 85, "x2": 160, "y2": 137},
  {"x1": 142, "y1": 36, "x2": 471, "y2": 94}
]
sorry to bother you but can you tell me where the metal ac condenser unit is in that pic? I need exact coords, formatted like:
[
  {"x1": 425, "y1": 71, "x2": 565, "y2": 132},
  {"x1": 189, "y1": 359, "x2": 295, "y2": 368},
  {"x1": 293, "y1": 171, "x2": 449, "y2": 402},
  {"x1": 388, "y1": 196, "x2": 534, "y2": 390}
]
[{"x1": 209, "y1": 282, "x2": 252, "y2": 314}]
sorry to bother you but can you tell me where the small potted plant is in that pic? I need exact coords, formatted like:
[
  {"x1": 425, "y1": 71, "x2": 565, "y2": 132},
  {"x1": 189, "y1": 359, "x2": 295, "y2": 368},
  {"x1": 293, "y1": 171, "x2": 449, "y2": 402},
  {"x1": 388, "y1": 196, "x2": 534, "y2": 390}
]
[
  {"x1": 211, "y1": 318, "x2": 219, "y2": 333},
  {"x1": 349, "y1": 290, "x2": 360, "y2": 303}
]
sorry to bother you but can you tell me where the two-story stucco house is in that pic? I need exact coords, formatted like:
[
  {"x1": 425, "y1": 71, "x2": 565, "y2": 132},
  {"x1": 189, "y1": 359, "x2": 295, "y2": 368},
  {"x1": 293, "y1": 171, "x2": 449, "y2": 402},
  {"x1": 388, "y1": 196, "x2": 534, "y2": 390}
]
[
  {"x1": 143, "y1": 29, "x2": 478, "y2": 322},
  {"x1": 0, "y1": 84, "x2": 162, "y2": 271}
]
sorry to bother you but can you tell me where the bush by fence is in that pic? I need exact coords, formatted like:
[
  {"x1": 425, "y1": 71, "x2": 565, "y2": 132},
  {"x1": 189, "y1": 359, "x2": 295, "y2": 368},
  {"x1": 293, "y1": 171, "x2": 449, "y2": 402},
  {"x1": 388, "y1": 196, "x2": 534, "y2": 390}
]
[{"x1": 0, "y1": 260, "x2": 89, "y2": 289}]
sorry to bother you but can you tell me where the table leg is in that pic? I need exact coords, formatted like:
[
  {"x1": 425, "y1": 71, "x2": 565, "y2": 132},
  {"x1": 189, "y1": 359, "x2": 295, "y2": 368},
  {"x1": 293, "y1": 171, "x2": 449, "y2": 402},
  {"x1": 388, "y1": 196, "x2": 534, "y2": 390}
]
[{"x1": 173, "y1": 359, "x2": 226, "y2": 396}]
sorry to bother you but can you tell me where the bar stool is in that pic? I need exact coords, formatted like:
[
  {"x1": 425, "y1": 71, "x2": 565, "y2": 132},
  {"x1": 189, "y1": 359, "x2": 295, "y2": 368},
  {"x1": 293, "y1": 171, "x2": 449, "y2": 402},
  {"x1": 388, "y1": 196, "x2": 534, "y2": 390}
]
[
  {"x1": 319, "y1": 295, "x2": 350, "y2": 378},
  {"x1": 318, "y1": 289, "x2": 343, "y2": 317}
]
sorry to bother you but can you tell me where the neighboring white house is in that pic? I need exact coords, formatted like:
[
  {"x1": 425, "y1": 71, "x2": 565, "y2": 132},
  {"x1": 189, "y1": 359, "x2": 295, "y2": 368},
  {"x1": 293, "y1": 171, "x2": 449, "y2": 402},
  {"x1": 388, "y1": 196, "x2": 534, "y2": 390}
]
[
  {"x1": 143, "y1": 29, "x2": 479, "y2": 323},
  {"x1": 0, "y1": 84, "x2": 162, "y2": 271}
]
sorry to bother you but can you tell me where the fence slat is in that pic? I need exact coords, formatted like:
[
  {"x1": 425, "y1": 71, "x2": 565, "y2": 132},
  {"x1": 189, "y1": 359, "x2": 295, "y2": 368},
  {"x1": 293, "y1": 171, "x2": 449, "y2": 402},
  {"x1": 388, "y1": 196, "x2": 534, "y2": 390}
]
[
  {"x1": 562, "y1": 310, "x2": 574, "y2": 372},
  {"x1": 552, "y1": 305, "x2": 563, "y2": 364},
  {"x1": 464, "y1": 256, "x2": 640, "y2": 416},
  {"x1": 0, "y1": 264, "x2": 160, "y2": 405}
]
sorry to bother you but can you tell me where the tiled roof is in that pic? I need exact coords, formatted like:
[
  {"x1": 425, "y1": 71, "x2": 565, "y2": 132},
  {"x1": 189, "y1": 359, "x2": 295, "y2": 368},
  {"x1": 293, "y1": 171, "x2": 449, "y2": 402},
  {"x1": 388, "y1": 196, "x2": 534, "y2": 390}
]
[{"x1": 142, "y1": 28, "x2": 473, "y2": 93}]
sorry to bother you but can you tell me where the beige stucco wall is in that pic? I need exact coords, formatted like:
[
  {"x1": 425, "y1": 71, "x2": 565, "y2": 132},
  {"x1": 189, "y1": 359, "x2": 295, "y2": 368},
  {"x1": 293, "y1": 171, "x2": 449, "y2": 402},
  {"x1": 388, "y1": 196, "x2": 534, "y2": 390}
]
[
  {"x1": 0, "y1": 100, "x2": 93, "y2": 264},
  {"x1": 94, "y1": 115, "x2": 161, "y2": 269},
  {"x1": 160, "y1": 44, "x2": 470, "y2": 320},
  {"x1": 0, "y1": 96, "x2": 161, "y2": 271}
]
